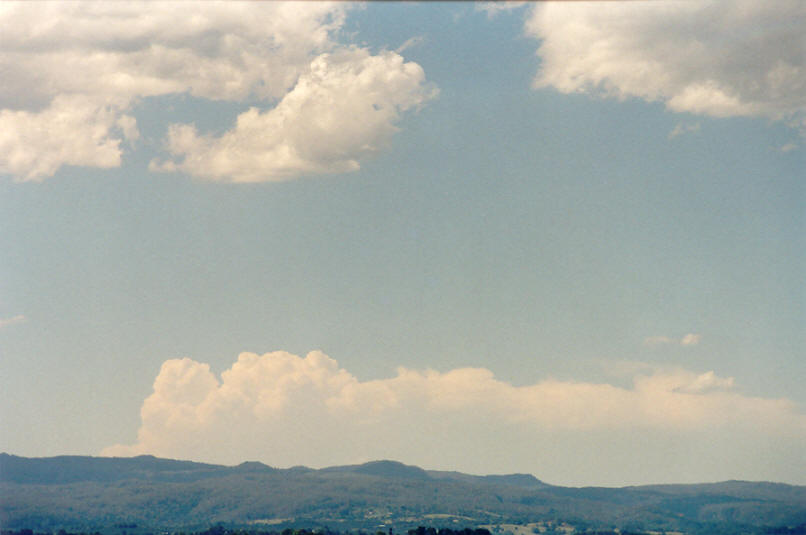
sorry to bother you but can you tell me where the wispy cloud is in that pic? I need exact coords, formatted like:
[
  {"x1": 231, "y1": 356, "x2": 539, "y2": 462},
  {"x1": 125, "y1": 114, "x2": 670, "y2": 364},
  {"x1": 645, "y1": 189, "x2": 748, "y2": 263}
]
[
  {"x1": 396, "y1": 36, "x2": 425, "y2": 54},
  {"x1": 668, "y1": 122, "x2": 701, "y2": 139},
  {"x1": 0, "y1": 314, "x2": 25, "y2": 328},
  {"x1": 644, "y1": 333, "x2": 701, "y2": 347},
  {"x1": 776, "y1": 142, "x2": 799, "y2": 153},
  {"x1": 643, "y1": 335, "x2": 674, "y2": 347},
  {"x1": 477, "y1": 1, "x2": 528, "y2": 18}
]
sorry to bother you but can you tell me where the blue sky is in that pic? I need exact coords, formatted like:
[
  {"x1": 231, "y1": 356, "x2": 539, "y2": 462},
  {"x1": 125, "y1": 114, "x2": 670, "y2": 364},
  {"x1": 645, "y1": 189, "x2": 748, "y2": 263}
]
[{"x1": 1, "y1": 2, "x2": 804, "y2": 487}]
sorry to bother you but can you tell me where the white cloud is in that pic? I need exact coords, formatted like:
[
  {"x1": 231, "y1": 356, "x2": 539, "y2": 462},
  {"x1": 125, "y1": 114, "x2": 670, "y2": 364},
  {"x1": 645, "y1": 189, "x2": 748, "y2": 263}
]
[
  {"x1": 151, "y1": 48, "x2": 436, "y2": 183},
  {"x1": 675, "y1": 370, "x2": 733, "y2": 394},
  {"x1": 0, "y1": 2, "x2": 433, "y2": 182},
  {"x1": 0, "y1": 314, "x2": 25, "y2": 328},
  {"x1": 477, "y1": 1, "x2": 528, "y2": 18},
  {"x1": 0, "y1": 2, "x2": 345, "y2": 107},
  {"x1": 103, "y1": 350, "x2": 805, "y2": 483},
  {"x1": 680, "y1": 333, "x2": 702, "y2": 346},
  {"x1": 525, "y1": 1, "x2": 806, "y2": 133},
  {"x1": 0, "y1": 95, "x2": 136, "y2": 181}
]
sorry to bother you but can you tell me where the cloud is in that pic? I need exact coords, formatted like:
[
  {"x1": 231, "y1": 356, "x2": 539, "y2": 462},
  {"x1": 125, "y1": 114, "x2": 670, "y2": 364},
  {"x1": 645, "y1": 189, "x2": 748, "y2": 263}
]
[
  {"x1": 0, "y1": 95, "x2": 136, "y2": 180},
  {"x1": 644, "y1": 333, "x2": 701, "y2": 347},
  {"x1": 643, "y1": 335, "x2": 674, "y2": 347},
  {"x1": 396, "y1": 36, "x2": 426, "y2": 54},
  {"x1": 680, "y1": 333, "x2": 702, "y2": 346},
  {"x1": 103, "y1": 350, "x2": 805, "y2": 482},
  {"x1": 668, "y1": 122, "x2": 701, "y2": 140},
  {"x1": 675, "y1": 370, "x2": 733, "y2": 394},
  {"x1": 776, "y1": 142, "x2": 799, "y2": 153},
  {"x1": 0, "y1": 2, "x2": 433, "y2": 182},
  {"x1": 0, "y1": 314, "x2": 25, "y2": 328},
  {"x1": 477, "y1": 1, "x2": 528, "y2": 18},
  {"x1": 151, "y1": 48, "x2": 436, "y2": 183},
  {"x1": 525, "y1": 1, "x2": 806, "y2": 133}
]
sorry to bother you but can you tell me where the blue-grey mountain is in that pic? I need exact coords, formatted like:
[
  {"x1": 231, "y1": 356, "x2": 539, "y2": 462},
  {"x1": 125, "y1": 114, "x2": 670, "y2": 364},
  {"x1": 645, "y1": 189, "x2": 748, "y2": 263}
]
[{"x1": 1, "y1": 454, "x2": 804, "y2": 534}]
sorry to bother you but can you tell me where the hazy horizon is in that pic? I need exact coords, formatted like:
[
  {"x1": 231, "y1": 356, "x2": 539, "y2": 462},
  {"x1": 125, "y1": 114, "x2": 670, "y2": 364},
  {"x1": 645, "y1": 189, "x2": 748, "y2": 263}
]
[{"x1": 1, "y1": 1, "x2": 804, "y2": 488}]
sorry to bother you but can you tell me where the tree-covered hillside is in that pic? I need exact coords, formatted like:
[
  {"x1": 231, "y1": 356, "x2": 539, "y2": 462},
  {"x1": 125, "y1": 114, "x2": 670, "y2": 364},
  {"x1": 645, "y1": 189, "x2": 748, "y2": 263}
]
[{"x1": 1, "y1": 454, "x2": 804, "y2": 535}]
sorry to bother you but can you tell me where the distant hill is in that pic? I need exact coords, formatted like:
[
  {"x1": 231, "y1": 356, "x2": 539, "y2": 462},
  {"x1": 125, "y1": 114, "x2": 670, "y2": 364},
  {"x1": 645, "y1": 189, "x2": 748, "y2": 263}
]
[
  {"x1": 0, "y1": 453, "x2": 229, "y2": 484},
  {"x1": 425, "y1": 470, "x2": 545, "y2": 489},
  {"x1": 320, "y1": 460, "x2": 431, "y2": 480},
  {"x1": 1, "y1": 453, "x2": 804, "y2": 534}
]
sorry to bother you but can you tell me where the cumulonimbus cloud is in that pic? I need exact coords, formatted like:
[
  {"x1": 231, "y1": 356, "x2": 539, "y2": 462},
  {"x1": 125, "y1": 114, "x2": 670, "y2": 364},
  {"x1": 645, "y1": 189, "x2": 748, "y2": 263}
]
[
  {"x1": 0, "y1": 2, "x2": 435, "y2": 182},
  {"x1": 103, "y1": 350, "x2": 805, "y2": 481},
  {"x1": 525, "y1": 1, "x2": 806, "y2": 137}
]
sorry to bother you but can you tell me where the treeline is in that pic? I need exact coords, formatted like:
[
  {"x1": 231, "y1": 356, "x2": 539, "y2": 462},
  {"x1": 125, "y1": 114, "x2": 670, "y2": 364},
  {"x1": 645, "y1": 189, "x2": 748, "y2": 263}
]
[{"x1": 762, "y1": 527, "x2": 806, "y2": 535}]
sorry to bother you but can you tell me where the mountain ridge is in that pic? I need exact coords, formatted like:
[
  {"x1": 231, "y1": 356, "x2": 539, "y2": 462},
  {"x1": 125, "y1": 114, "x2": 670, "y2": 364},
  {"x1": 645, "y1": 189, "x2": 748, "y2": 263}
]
[
  {"x1": 1, "y1": 453, "x2": 804, "y2": 534},
  {"x1": 0, "y1": 453, "x2": 547, "y2": 487}
]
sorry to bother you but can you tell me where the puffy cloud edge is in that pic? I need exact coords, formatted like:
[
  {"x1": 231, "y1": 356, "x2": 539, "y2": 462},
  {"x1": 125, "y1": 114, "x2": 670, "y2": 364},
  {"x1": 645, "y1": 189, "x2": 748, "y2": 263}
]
[{"x1": 102, "y1": 349, "x2": 805, "y2": 465}]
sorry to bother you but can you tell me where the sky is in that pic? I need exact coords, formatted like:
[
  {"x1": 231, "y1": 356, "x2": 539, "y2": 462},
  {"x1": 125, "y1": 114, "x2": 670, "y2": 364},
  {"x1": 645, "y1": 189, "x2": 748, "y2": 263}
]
[{"x1": 0, "y1": 1, "x2": 804, "y2": 488}]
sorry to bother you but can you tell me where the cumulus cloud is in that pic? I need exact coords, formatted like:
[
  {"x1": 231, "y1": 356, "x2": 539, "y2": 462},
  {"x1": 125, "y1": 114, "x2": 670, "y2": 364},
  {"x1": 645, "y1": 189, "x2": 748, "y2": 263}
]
[
  {"x1": 0, "y1": 2, "x2": 434, "y2": 181},
  {"x1": 525, "y1": 1, "x2": 806, "y2": 135},
  {"x1": 0, "y1": 95, "x2": 136, "y2": 180},
  {"x1": 151, "y1": 48, "x2": 436, "y2": 182},
  {"x1": 103, "y1": 350, "x2": 805, "y2": 479},
  {"x1": 0, "y1": 314, "x2": 25, "y2": 328}
]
